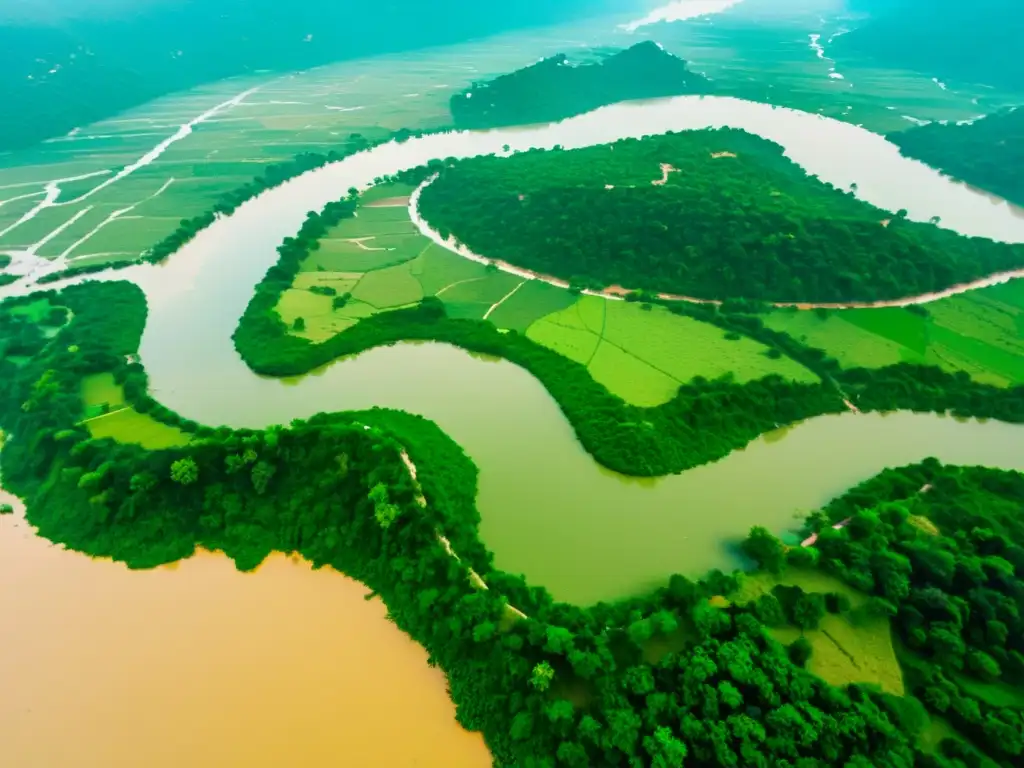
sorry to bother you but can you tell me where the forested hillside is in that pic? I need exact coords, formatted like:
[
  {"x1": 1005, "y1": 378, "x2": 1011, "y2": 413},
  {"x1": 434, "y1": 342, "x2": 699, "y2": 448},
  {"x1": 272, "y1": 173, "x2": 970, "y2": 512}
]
[
  {"x1": 449, "y1": 41, "x2": 712, "y2": 129},
  {"x1": 415, "y1": 129, "x2": 1024, "y2": 303},
  {"x1": 0, "y1": 0, "x2": 634, "y2": 151},
  {"x1": 889, "y1": 109, "x2": 1024, "y2": 209},
  {"x1": 834, "y1": 0, "x2": 1024, "y2": 91}
]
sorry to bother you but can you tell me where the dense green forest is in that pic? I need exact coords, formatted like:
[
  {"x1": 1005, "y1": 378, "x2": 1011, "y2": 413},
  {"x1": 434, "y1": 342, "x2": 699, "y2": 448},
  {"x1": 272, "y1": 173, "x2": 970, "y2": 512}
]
[
  {"x1": 0, "y1": 0, "x2": 635, "y2": 150},
  {"x1": 4, "y1": 281, "x2": 1024, "y2": 766},
  {"x1": 835, "y1": 0, "x2": 1023, "y2": 91},
  {"x1": 747, "y1": 459, "x2": 1024, "y2": 765},
  {"x1": 415, "y1": 129, "x2": 1024, "y2": 303},
  {"x1": 889, "y1": 109, "x2": 1024, "y2": 209},
  {"x1": 233, "y1": 182, "x2": 1024, "y2": 478},
  {"x1": 449, "y1": 41, "x2": 712, "y2": 129}
]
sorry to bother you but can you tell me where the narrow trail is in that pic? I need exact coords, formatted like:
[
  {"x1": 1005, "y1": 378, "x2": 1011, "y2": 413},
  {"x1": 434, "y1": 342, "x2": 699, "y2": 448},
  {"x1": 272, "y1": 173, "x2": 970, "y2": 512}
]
[
  {"x1": 410, "y1": 176, "x2": 1024, "y2": 311},
  {"x1": 397, "y1": 450, "x2": 527, "y2": 622},
  {"x1": 482, "y1": 279, "x2": 526, "y2": 320}
]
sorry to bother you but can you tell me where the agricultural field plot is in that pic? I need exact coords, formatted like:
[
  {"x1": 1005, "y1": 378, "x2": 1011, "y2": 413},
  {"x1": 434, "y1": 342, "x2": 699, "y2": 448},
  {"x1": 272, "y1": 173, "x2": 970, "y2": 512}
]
[
  {"x1": 737, "y1": 569, "x2": 903, "y2": 695},
  {"x1": 526, "y1": 296, "x2": 818, "y2": 406},
  {"x1": 766, "y1": 281, "x2": 1024, "y2": 386},
  {"x1": 79, "y1": 374, "x2": 191, "y2": 449},
  {"x1": 85, "y1": 408, "x2": 193, "y2": 450},
  {"x1": 0, "y1": 24, "x2": 592, "y2": 276},
  {"x1": 279, "y1": 184, "x2": 578, "y2": 336}
]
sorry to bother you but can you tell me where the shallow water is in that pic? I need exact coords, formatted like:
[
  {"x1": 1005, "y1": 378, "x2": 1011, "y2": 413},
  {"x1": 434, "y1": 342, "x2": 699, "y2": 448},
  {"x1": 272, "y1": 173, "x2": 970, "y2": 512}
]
[{"x1": 0, "y1": 491, "x2": 490, "y2": 767}]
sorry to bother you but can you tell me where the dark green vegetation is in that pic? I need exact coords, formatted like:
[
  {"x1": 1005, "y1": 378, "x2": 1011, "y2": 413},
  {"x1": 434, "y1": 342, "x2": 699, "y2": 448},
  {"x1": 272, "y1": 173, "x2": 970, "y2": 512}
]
[
  {"x1": 743, "y1": 458, "x2": 1024, "y2": 765},
  {"x1": 890, "y1": 109, "x2": 1024, "y2": 208},
  {"x1": 449, "y1": 41, "x2": 711, "y2": 129},
  {"x1": 0, "y1": 0, "x2": 635, "y2": 151},
  {"x1": 836, "y1": 0, "x2": 1023, "y2": 91},
  {"x1": 234, "y1": 183, "x2": 1024, "y2": 478},
  {"x1": 415, "y1": 130, "x2": 1024, "y2": 303},
  {"x1": 6, "y1": 280, "x2": 1024, "y2": 767}
]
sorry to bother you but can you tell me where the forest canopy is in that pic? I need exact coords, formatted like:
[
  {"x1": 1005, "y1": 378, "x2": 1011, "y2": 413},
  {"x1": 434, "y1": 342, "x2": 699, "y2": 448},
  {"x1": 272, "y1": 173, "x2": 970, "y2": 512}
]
[
  {"x1": 416, "y1": 128, "x2": 1024, "y2": 303},
  {"x1": 889, "y1": 108, "x2": 1024, "y2": 209},
  {"x1": 449, "y1": 41, "x2": 712, "y2": 129}
]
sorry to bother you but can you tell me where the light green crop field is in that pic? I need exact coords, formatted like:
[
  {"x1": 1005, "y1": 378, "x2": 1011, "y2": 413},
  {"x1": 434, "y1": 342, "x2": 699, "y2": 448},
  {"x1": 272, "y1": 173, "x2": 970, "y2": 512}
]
[
  {"x1": 526, "y1": 296, "x2": 818, "y2": 406},
  {"x1": 486, "y1": 280, "x2": 577, "y2": 332},
  {"x1": 81, "y1": 373, "x2": 127, "y2": 418},
  {"x1": 738, "y1": 569, "x2": 903, "y2": 695},
  {"x1": 766, "y1": 281, "x2": 1024, "y2": 386},
  {"x1": 85, "y1": 408, "x2": 193, "y2": 450},
  {"x1": 79, "y1": 374, "x2": 191, "y2": 449},
  {"x1": 409, "y1": 244, "x2": 488, "y2": 296}
]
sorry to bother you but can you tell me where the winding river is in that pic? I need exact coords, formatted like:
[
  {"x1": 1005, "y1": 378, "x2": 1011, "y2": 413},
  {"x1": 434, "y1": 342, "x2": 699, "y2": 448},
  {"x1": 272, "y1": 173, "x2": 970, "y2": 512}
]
[
  {"x1": 6, "y1": 95, "x2": 1024, "y2": 607},
  {"x1": 6, "y1": 90, "x2": 1024, "y2": 765}
]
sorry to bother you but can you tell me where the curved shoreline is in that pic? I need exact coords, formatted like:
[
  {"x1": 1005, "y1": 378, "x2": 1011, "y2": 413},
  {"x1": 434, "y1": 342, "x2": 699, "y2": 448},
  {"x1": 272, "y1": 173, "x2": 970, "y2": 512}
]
[{"x1": 409, "y1": 171, "x2": 1024, "y2": 312}]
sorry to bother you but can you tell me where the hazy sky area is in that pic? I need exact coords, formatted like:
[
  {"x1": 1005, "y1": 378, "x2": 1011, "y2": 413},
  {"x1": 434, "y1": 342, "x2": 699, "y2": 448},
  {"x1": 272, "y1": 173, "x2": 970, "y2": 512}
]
[{"x1": 0, "y1": 0, "x2": 646, "y2": 23}]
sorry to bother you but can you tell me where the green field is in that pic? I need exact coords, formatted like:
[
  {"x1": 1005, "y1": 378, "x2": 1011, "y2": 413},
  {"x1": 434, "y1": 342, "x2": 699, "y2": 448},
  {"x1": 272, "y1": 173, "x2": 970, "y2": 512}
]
[
  {"x1": 766, "y1": 281, "x2": 1024, "y2": 386},
  {"x1": 80, "y1": 374, "x2": 191, "y2": 449},
  {"x1": 526, "y1": 296, "x2": 819, "y2": 406},
  {"x1": 737, "y1": 569, "x2": 903, "y2": 695},
  {"x1": 84, "y1": 408, "x2": 193, "y2": 450}
]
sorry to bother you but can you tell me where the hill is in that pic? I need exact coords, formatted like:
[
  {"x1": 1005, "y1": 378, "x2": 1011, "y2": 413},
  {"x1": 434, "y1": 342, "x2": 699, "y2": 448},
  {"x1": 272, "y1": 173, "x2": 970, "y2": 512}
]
[
  {"x1": 449, "y1": 41, "x2": 713, "y2": 129},
  {"x1": 414, "y1": 129, "x2": 1024, "y2": 303}
]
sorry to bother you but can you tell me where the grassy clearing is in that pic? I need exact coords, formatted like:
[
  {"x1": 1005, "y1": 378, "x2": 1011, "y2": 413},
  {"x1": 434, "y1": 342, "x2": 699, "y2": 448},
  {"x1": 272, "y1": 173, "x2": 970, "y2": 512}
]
[
  {"x1": 486, "y1": 280, "x2": 577, "y2": 332},
  {"x1": 275, "y1": 288, "x2": 358, "y2": 341},
  {"x1": 738, "y1": 569, "x2": 903, "y2": 694},
  {"x1": 953, "y1": 673, "x2": 1024, "y2": 709},
  {"x1": 9, "y1": 298, "x2": 56, "y2": 324},
  {"x1": 80, "y1": 373, "x2": 126, "y2": 419},
  {"x1": 85, "y1": 408, "x2": 192, "y2": 450}
]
